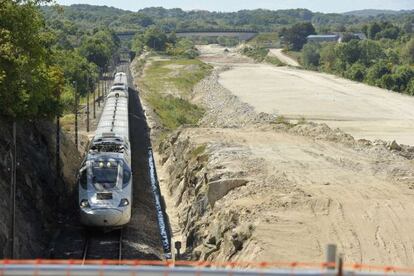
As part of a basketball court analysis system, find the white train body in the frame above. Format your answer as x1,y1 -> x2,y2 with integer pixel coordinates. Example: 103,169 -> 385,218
112,72 -> 128,92
78,71 -> 132,228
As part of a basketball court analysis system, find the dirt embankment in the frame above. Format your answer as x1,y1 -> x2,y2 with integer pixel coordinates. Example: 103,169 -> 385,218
0,118 -> 80,258
144,45 -> 414,267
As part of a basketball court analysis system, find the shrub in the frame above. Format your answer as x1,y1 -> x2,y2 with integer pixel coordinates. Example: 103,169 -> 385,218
301,43 -> 321,69
365,60 -> 392,85
319,43 -> 336,72
345,62 -> 366,82
241,46 -> 269,62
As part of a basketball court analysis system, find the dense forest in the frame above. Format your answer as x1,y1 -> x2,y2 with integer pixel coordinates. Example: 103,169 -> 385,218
41,4 -> 414,33
1,1 -> 413,119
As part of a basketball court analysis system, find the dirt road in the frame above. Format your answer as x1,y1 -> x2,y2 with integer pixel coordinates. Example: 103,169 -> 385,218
268,49 -> 300,67
150,45 -> 414,266
198,45 -> 414,145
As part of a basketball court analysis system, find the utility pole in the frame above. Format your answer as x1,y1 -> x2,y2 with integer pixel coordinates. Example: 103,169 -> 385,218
104,68 -> 107,97
93,76 -> 96,119
56,87 -> 61,177
86,76 -> 90,133
73,81 -> 78,149
98,69 -> 101,108
9,120 -> 16,259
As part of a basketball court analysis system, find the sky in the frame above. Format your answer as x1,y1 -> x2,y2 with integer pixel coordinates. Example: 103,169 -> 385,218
55,0 -> 414,13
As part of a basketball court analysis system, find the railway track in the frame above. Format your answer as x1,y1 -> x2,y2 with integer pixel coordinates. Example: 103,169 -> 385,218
82,229 -> 123,263
50,61 -> 168,260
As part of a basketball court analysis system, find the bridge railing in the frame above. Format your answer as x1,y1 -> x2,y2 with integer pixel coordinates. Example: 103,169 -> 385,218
1,259 -> 414,276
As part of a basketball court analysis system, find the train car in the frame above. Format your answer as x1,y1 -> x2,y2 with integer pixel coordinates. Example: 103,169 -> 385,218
78,72 -> 132,228
111,72 -> 128,93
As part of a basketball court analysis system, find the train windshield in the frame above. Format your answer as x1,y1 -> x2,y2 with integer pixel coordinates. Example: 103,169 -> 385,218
92,161 -> 119,189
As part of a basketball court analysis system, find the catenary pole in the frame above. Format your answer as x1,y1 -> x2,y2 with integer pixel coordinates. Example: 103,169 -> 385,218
73,81 -> 78,149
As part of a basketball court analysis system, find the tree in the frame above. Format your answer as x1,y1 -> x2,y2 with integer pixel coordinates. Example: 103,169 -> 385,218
320,43 -> 336,72
336,40 -> 361,65
407,79 -> 414,95
0,0 -> 61,118
379,74 -> 395,90
345,62 -> 366,82
392,65 -> 414,92
375,26 -> 400,40
403,22 -> 413,34
301,43 -> 321,69
143,26 -> 168,51
365,60 -> 391,85
53,50 -> 98,96
358,40 -> 385,66
368,22 -> 382,39
403,37 -> 414,64
282,22 -> 316,51
78,30 -> 117,69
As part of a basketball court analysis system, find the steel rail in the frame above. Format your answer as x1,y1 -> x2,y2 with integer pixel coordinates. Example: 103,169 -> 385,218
81,236 -> 89,265
118,229 -> 123,263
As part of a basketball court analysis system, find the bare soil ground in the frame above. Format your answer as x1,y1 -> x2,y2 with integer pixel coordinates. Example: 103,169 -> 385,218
153,45 -> 414,266
198,45 -> 414,146
174,126 -> 414,265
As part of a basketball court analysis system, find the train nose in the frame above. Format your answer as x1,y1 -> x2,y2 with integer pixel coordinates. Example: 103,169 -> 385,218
81,208 -> 123,226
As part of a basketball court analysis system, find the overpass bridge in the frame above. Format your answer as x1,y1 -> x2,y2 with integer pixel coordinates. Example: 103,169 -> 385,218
116,30 -> 258,41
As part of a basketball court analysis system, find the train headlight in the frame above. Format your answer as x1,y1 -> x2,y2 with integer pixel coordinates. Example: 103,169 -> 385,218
119,198 -> 129,207
80,199 -> 90,208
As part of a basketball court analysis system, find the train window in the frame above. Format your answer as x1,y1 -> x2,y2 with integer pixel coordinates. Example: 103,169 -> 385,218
79,169 -> 87,190
92,161 -> 119,189
123,167 -> 131,187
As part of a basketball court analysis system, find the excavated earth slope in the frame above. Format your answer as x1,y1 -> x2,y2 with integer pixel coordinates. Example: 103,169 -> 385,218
135,47 -> 414,267
0,119 -> 80,258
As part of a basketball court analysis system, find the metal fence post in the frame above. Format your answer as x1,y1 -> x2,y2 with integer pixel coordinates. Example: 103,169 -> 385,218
326,244 -> 337,270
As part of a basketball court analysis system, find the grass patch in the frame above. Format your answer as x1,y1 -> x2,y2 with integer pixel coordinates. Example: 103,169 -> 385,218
190,144 -> 208,162
248,32 -> 280,48
272,115 -> 293,126
241,46 -> 269,62
265,56 -> 284,66
283,50 -> 301,64
141,58 -> 212,130
191,144 -> 206,158
60,113 -> 75,131
147,94 -> 204,129
134,58 -> 146,73
143,58 -> 212,96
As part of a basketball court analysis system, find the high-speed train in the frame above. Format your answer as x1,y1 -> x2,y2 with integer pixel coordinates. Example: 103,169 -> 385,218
78,72 -> 132,228
111,72 -> 128,92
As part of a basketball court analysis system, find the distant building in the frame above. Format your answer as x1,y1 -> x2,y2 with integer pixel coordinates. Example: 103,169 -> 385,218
307,34 -> 340,43
353,32 -> 367,40
307,33 -> 367,44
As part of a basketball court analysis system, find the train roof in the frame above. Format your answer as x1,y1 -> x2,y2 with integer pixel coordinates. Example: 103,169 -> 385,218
95,94 -> 129,141
114,72 -> 127,85
86,151 -> 126,161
